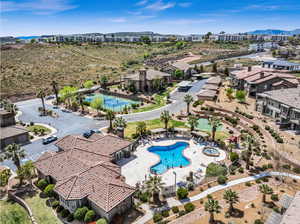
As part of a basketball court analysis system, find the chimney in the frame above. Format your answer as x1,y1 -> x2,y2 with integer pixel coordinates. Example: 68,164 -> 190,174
260,72 -> 264,79
248,66 -> 252,72
139,69 -> 147,81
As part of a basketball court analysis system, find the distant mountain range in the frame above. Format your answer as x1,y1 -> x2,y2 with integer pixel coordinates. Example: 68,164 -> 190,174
247,29 -> 300,35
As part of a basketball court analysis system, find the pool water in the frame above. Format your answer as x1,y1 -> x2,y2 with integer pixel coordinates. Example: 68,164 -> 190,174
85,93 -> 139,112
148,142 -> 190,174
196,118 -> 223,132
203,147 -> 220,156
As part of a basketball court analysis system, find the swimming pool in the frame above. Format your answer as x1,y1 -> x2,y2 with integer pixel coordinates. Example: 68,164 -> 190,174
85,93 -> 139,112
148,142 -> 190,175
203,147 -> 220,157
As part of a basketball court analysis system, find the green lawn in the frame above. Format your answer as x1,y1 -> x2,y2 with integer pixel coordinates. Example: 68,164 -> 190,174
125,118 -> 187,139
0,200 -> 31,224
23,193 -> 61,224
26,124 -> 51,135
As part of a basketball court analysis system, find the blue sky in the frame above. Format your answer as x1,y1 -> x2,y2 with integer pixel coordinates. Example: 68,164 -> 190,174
1,0 -> 300,36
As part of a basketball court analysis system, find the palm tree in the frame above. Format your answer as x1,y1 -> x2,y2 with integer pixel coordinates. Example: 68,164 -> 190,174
0,144 -> 26,170
160,110 -> 171,131
146,175 -> 165,204
205,199 -> 221,223
208,116 -> 222,141
36,88 -> 46,115
76,93 -> 85,114
259,184 -> 273,203
136,121 -> 147,137
0,168 -> 12,188
106,110 -> 115,132
100,75 -> 108,89
223,189 -> 239,214
226,88 -> 234,102
242,150 -> 252,170
17,161 -> 35,187
184,94 -> 194,114
114,117 -> 127,129
188,115 -> 198,132
51,80 -> 59,104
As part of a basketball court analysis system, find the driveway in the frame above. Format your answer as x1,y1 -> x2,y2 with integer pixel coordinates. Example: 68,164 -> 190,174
1,79 -> 207,170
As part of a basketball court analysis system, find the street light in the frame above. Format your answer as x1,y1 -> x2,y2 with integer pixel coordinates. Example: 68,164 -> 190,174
173,171 -> 177,193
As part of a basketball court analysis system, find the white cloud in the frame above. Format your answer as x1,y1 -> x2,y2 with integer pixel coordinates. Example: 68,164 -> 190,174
108,18 -> 127,23
136,0 -> 148,6
178,2 -> 191,8
164,18 -> 215,25
0,0 -> 77,14
145,0 -> 175,11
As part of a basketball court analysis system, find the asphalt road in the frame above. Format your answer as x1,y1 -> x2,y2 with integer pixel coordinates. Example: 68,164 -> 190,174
1,79 -> 207,170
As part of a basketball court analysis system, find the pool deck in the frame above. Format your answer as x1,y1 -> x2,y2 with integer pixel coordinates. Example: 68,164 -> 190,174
118,139 -> 226,187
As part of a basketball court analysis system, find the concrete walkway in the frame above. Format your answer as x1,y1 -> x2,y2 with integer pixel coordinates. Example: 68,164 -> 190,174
133,172 -> 300,224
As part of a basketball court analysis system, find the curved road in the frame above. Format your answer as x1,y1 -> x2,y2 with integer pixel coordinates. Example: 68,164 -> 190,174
1,79 -> 207,169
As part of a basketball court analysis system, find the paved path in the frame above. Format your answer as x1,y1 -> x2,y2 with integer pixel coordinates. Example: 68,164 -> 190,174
133,172 -> 300,224
0,80 -> 207,170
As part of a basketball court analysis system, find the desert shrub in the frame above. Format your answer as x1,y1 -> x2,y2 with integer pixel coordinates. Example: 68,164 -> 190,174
84,210 -> 96,222
206,163 -> 227,177
161,209 -> 169,217
177,187 -> 189,199
255,179 -> 261,184
139,192 -> 150,202
96,218 -> 107,224
282,164 -> 291,170
44,184 -> 55,197
293,167 -> 300,174
184,203 -> 195,213
245,182 -> 252,187
153,213 -> 163,223
171,206 -> 179,213
61,209 -> 70,218
229,152 -> 239,162
188,183 -> 194,191
178,210 -> 186,216
217,175 -> 228,184
254,219 -> 263,224
271,194 -> 279,201
67,213 -> 74,222
74,206 -> 89,221
37,179 -> 48,190
51,200 -> 59,208
56,205 -> 64,213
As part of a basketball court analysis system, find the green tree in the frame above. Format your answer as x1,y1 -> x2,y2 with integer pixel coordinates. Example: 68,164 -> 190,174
212,63 -> 218,73
136,121 -> 147,137
229,152 -> 239,163
205,199 -> 221,223
0,168 -> 11,187
114,117 -> 127,129
235,90 -> 246,103
83,80 -> 94,89
105,110 -> 115,132
184,94 -> 194,114
226,88 -> 234,101
223,189 -> 239,214
141,36 -> 151,44
224,67 -> 229,76
160,110 -> 171,131
175,41 -> 185,49
100,75 -> 108,89
242,150 -> 252,170
51,80 -> 59,105
0,144 -> 26,170
76,93 -> 85,114
188,115 -> 198,132
146,175 -> 165,204
208,116 -> 222,141
90,97 -> 103,115
173,69 -> 184,79
259,184 -> 273,203
200,65 -> 204,73
17,161 -> 35,187
36,88 -> 46,115
59,86 -> 78,109
96,218 -> 107,224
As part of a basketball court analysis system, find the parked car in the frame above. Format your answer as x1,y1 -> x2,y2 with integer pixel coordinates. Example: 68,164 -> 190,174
61,109 -> 71,113
83,129 -> 101,138
42,135 -> 58,144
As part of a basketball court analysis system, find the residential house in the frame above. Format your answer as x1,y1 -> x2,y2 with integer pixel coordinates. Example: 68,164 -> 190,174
230,67 -> 298,96
256,88 -> 300,131
0,110 -> 29,150
197,76 -> 222,101
249,42 -> 278,52
123,69 -> 171,92
262,60 -> 300,71
35,134 -> 135,221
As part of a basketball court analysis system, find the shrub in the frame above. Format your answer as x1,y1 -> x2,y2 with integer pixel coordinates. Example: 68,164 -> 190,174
271,194 -> 279,201
245,182 -> 251,187
74,206 -> 89,221
96,218 -> 108,224
238,167 -> 244,173
293,167 -> 300,174
139,192 -> 149,202
255,179 -> 261,184
61,209 -> 70,218
217,175 -> 228,184
177,187 -> 189,199
67,213 -> 74,222
44,184 -> 55,197
172,206 -> 179,213
153,213 -> 163,223
206,163 -> 227,177
282,164 -> 291,170
51,200 -> 59,208
84,210 -> 96,223
229,152 -> 239,162
188,183 -> 194,191
161,210 -> 169,217
56,205 -> 64,213
184,203 -> 195,213
178,210 -> 186,217
254,219 -> 263,224
37,179 -> 48,190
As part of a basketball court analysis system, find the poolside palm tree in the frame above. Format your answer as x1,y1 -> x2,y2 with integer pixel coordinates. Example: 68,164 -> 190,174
136,121 -> 147,137
184,94 -> 194,114
208,116 -> 222,142
0,144 -> 26,170
146,175 -> 165,204
17,161 -> 35,187
259,184 -> 273,203
76,93 -> 85,114
36,88 -> 46,115
205,199 -> 221,223
223,189 -> 239,214
51,80 -> 59,104
106,110 -> 115,132
160,110 -> 171,131
188,115 -> 198,132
